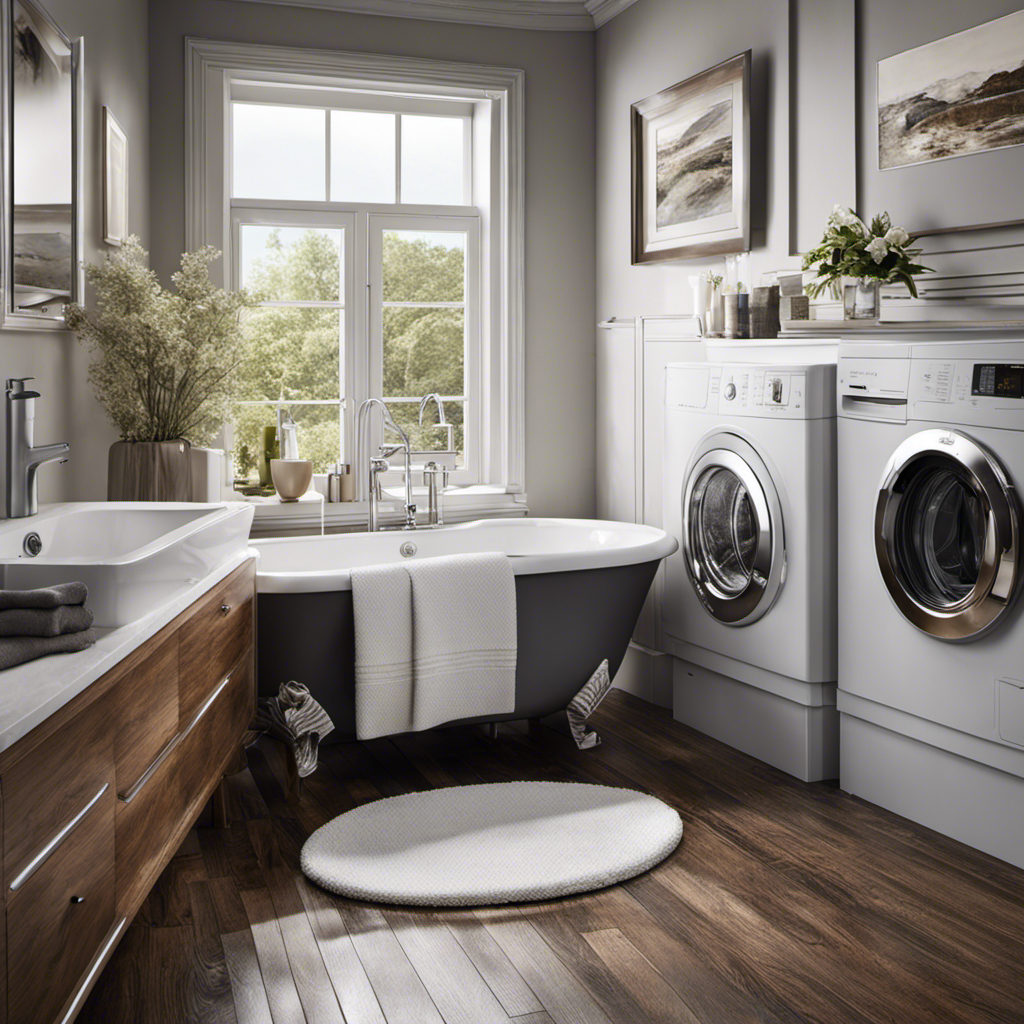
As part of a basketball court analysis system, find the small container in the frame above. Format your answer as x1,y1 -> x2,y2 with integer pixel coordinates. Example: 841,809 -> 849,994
723,293 -> 750,339
327,466 -> 342,503
750,285 -> 780,339
327,463 -> 354,502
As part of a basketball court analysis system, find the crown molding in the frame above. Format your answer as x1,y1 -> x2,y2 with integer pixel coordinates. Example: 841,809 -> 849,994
584,0 -> 639,28
230,0 -> 597,31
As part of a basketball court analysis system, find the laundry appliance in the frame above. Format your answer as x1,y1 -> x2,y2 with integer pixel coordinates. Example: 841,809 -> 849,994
837,338 -> 1024,867
662,361 -> 839,781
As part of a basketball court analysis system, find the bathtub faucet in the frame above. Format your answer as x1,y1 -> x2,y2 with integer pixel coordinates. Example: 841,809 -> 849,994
6,378 -> 69,519
355,398 -> 417,531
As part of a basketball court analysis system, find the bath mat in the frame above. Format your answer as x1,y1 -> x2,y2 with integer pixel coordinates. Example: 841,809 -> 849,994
301,781 -> 683,906
567,659 -> 612,749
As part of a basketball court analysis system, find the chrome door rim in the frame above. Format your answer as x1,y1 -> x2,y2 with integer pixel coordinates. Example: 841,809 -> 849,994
681,435 -> 786,626
875,428 -> 1021,642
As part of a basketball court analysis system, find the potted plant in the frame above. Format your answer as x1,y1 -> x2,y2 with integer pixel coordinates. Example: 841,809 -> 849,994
802,206 -> 931,320
66,237 -> 256,501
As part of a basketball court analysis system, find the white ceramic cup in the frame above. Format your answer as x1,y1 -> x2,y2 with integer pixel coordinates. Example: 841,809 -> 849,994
270,459 -> 313,501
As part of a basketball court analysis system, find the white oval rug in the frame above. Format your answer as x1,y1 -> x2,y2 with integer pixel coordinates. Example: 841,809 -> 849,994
300,781 -> 683,906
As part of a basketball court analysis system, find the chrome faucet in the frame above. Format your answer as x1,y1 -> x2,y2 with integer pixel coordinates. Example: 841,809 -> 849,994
419,393 -> 454,453
418,394 -> 454,527
5,378 -> 69,519
355,398 -> 416,531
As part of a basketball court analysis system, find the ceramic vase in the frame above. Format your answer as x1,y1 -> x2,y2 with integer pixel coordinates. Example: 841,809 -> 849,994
108,440 -> 193,501
844,278 -> 881,320
689,275 -> 710,330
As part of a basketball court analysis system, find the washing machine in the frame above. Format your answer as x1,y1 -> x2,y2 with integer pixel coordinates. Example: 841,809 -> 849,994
662,361 -> 839,781
837,338 -> 1024,867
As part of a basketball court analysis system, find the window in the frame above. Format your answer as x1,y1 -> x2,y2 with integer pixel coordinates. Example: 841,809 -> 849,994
229,90 -> 478,486
186,40 -> 525,506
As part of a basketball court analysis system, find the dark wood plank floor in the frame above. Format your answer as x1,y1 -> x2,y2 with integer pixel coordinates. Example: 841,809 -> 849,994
80,689 -> 1024,1024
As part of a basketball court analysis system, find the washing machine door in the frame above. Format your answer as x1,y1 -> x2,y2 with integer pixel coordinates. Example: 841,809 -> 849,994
875,428 -> 1021,641
682,433 -> 786,626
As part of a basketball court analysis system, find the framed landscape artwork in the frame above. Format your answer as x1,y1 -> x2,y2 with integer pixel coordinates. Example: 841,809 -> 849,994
103,106 -> 128,246
878,9 -> 1024,171
631,51 -> 750,264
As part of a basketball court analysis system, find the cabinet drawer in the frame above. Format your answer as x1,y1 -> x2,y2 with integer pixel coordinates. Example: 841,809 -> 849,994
178,566 -> 254,726
112,634 -> 179,800
3,696 -> 114,894
7,781 -> 115,1024
115,657 -> 252,915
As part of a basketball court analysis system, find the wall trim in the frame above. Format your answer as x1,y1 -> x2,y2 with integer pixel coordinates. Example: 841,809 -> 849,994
584,0 -> 639,28
229,0 -> 595,31
184,37 -> 526,494
225,0 -> 641,30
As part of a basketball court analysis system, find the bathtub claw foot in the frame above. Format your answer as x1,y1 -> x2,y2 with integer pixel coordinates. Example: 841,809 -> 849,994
487,722 -> 499,740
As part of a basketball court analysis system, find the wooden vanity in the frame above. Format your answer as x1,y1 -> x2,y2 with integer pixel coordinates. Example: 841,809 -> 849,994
0,557 -> 256,1024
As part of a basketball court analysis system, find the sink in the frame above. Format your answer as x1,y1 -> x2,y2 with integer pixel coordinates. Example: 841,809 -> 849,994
0,502 -> 255,627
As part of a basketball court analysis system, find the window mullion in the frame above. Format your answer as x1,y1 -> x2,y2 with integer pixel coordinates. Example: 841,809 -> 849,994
394,113 -> 402,204
324,108 -> 331,203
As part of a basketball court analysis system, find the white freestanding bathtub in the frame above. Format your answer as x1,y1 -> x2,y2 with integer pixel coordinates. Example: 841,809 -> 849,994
252,519 -> 677,737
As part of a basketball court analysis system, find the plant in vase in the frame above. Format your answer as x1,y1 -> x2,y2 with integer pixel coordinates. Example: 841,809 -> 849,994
66,237 -> 257,500
802,206 -> 931,320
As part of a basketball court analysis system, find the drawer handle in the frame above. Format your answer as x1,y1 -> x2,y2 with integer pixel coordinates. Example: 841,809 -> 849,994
9,783 -> 109,892
70,895 -> 85,904
118,672 -> 233,805
220,604 -> 230,615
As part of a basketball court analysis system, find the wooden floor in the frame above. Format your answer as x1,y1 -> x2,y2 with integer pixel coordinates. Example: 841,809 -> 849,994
80,689 -> 1024,1024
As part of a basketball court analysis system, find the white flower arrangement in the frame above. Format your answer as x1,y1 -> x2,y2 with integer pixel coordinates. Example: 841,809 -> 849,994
65,237 -> 258,445
802,207 -> 931,299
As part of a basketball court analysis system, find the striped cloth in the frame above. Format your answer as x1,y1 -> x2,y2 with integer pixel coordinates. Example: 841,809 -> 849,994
566,659 -> 612,750
252,681 -> 334,778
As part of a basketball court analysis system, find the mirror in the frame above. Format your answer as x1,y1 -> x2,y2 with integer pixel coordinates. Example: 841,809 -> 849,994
2,0 -> 82,329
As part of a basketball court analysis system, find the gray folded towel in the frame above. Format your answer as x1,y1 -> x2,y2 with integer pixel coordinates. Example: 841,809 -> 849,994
0,604 -> 94,638
252,681 -> 334,778
0,582 -> 89,611
0,629 -> 97,671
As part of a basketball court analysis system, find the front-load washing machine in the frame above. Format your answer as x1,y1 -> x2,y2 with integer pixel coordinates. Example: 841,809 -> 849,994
837,339 -> 1024,867
662,361 -> 839,781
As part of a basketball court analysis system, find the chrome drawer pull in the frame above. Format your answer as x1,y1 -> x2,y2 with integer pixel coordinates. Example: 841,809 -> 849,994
70,895 -> 85,904
9,783 -> 109,892
117,672 -> 233,805
57,917 -> 128,1024
220,604 -> 230,615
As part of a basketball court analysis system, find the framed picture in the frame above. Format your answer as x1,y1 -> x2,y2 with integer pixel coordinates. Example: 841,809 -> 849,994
102,106 -> 127,246
631,51 -> 750,265
877,9 -> 1024,172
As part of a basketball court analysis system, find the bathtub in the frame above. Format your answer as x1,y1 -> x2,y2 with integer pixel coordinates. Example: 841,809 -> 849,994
253,518 -> 677,738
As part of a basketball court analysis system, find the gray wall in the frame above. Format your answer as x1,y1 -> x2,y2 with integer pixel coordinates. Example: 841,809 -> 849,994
148,0 -> 597,519
0,0 -> 150,504
595,0 -> 793,321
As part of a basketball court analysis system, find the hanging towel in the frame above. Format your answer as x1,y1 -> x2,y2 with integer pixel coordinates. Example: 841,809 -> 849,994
0,582 -> 89,611
252,681 -> 335,778
566,659 -> 612,749
0,629 -> 97,671
351,552 -> 517,740
0,604 -> 94,638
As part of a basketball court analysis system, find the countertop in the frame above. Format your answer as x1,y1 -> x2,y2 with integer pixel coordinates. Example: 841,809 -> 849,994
0,549 -> 258,756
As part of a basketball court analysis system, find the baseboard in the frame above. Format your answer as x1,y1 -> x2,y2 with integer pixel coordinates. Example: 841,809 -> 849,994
673,658 -> 839,782
612,642 -> 673,709
841,713 -> 1024,870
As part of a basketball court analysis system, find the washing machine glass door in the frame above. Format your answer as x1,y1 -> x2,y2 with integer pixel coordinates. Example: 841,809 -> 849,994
682,435 -> 785,625
876,428 -> 1021,641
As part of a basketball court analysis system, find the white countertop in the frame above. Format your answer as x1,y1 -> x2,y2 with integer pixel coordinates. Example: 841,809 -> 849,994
0,549 -> 258,756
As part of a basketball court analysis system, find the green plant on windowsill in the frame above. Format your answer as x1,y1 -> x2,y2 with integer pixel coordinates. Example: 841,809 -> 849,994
802,206 -> 931,299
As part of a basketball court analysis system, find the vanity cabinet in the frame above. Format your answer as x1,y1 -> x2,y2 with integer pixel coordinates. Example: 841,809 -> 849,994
0,558 -> 257,1024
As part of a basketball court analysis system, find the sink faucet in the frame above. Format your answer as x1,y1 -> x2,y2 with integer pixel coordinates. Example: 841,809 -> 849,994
6,378 -> 69,519
355,398 -> 416,531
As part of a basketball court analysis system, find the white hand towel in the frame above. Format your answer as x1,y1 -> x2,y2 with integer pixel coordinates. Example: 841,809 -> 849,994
351,561 -> 414,740
406,552 -> 517,734
350,552 -> 517,740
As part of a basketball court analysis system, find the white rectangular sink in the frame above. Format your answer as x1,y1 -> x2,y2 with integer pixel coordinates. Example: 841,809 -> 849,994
0,502 -> 255,627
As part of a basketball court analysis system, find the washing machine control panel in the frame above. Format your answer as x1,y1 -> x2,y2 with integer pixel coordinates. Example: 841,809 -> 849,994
716,368 -> 804,415
666,363 -> 833,418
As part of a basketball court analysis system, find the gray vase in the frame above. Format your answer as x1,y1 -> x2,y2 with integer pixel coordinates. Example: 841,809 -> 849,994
750,285 -> 780,339
108,440 -> 193,501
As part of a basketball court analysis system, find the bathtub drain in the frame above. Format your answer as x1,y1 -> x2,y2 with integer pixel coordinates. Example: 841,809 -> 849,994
400,542 -> 417,558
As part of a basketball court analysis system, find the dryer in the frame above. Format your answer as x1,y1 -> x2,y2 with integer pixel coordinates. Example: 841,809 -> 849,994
662,361 -> 839,781
837,339 -> 1024,868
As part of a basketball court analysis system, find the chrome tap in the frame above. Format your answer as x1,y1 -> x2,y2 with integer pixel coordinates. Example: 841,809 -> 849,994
418,393 -> 454,453
355,398 -> 416,531
5,378 -> 69,519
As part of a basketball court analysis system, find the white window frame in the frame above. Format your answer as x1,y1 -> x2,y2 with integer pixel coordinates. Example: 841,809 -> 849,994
185,38 -> 526,510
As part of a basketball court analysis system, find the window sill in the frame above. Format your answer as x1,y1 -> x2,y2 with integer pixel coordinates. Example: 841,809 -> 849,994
240,485 -> 528,536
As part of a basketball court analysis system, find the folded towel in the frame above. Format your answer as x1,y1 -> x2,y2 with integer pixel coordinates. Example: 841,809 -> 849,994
0,629 -> 97,671
0,604 -> 94,638
252,681 -> 334,778
0,582 -> 89,611
566,659 -> 612,750
351,552 -> 517,741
